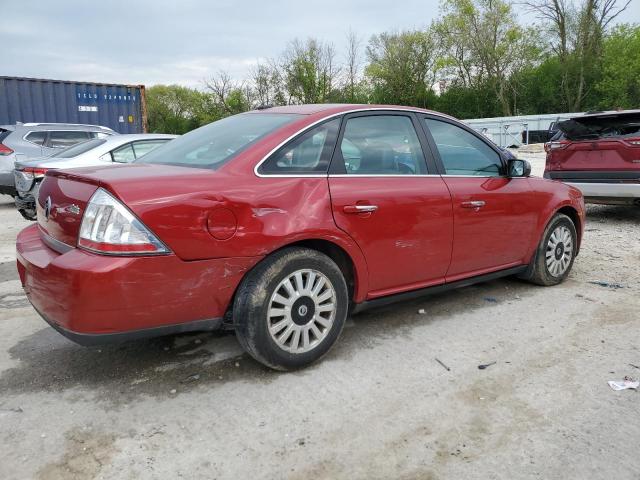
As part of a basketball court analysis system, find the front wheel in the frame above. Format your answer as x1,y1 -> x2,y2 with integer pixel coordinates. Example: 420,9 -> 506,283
233,247 -> 349,370
522,213 -> 577,286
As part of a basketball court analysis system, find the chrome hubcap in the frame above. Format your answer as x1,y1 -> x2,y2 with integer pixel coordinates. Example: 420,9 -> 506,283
267,269 -> 337,354
546,225 -> 573,277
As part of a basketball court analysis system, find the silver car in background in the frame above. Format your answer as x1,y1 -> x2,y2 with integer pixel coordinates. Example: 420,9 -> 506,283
14,133 -> 177,219
0,123 -> 115,196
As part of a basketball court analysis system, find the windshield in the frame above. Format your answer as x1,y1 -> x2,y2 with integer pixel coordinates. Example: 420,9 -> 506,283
136,113 -> 302,169
50,139 -> 106,158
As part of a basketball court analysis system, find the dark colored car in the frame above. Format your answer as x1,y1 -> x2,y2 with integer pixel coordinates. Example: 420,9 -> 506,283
544,110 -> 640,205
16,104 -> 585,370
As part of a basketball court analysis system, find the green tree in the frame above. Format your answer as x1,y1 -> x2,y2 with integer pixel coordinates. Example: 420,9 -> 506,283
365,30 -> 438,108
524,0 -> 631,111
435,0 -> 540,116
146,85 -> 219,134
280,38 -> 339,104
594,24 -> 640,109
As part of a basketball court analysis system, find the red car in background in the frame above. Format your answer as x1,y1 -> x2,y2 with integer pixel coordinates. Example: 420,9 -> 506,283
16,104 -> 585,370
544,110 -> 640,205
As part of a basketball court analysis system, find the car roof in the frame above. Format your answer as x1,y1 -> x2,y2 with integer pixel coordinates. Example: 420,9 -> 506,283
249,103 -> 455,120
11,123 -> 115,132
94,134 -> 177,147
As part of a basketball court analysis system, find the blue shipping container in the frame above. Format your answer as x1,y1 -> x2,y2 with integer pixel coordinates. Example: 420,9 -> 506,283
0,76 -> 147,133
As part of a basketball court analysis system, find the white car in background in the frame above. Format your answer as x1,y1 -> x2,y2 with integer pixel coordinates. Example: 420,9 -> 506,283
14,133 -> 177,220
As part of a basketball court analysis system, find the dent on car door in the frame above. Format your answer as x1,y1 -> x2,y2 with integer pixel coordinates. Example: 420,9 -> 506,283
422,117 -> 536,280
328,113 -> 453,297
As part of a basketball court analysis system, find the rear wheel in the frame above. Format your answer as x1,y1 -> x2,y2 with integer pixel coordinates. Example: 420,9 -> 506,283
233,247 -> 348,370
522,213 -> 577,286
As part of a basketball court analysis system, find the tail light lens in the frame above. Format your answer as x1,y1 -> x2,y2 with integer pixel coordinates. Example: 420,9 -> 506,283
21,167 -> 48,178
544,141 -> 569,152
0,143 -> 14,156
78,188 -> 169,255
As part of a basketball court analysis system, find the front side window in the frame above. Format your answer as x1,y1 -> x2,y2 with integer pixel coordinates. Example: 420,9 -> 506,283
111,143 -> 136,163
337,115 -> 426,175
424,118 -> 502,176
259,119 -> 340,175
137,113 -> 302,170
25,131 -> 47,146
48,131 -> 91,148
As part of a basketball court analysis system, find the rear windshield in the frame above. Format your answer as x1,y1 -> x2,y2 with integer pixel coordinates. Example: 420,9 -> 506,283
49,138 -> 106,158
136,113 -> 302,170
557,114 -> 640,141
0,129 -> 10,142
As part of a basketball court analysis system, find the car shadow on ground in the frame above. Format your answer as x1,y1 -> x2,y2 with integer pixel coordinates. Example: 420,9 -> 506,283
586,204 -> 640,223
0,276 -> 537,406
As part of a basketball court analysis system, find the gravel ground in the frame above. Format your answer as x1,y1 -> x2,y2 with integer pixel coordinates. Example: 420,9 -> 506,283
1,151 -> 639,480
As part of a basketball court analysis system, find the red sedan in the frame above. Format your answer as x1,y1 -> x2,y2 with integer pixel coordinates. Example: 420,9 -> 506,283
16,104 -> 585,370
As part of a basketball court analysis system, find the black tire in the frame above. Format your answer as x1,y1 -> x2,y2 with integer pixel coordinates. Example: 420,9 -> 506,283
233,247 -> 349,371
18,208 -> 37,221
521,213 -> 577,286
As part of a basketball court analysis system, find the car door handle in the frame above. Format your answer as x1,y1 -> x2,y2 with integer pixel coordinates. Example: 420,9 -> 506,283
461,200 -> 486,209
343,205 -> 378,214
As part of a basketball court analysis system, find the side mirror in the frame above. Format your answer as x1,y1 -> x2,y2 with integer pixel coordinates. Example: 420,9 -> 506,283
508,158 -> 531,178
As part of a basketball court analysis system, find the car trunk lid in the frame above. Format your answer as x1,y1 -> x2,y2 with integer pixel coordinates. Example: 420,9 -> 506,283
36,163 -> 227,256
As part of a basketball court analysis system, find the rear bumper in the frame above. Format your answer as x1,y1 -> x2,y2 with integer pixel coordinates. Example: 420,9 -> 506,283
544,170 -> 640,202
16,224 -> 261,342
566,182 -> 640,199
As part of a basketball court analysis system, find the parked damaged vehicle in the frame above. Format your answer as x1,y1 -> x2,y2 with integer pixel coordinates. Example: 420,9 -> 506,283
16,104 -> 585,370
544,110 -> 640,205
14,134 -> 176,220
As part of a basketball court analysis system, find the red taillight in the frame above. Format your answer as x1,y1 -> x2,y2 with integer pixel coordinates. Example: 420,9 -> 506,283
0,143 -> 13,156
544,141 -> 570,152
22,167 -> 48,177
78,238 -> 160,253
78,188 -> 169,256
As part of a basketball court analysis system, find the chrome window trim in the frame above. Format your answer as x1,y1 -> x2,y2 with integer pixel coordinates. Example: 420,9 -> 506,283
328,174 -> 442,178
254,107 -> 453,178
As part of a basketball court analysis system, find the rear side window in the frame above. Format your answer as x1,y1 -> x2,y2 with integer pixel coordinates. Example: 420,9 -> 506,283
111,143 -> 136,163
48,131 -> 90,148
25,131 -> 47,145
424,119 -> 502,176
337,115 -> 426,175
259,119 -> 340,175
132,140 -> 169,158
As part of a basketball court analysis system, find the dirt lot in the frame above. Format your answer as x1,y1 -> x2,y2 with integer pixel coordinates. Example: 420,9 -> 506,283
1,153 -> 639,480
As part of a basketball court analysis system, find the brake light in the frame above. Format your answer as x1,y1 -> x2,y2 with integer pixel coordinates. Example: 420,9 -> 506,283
0,143 -> 13,156
544,141 -> 569,152
22,167 -> 48,178
78,188 -> 169,255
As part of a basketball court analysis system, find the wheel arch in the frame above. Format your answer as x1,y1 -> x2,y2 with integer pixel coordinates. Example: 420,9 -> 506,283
555,205 -> 583,254
223,236 -> 368,325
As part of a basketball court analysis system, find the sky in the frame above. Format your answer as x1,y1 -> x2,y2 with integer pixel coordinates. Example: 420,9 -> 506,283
2,0 -> 640,88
